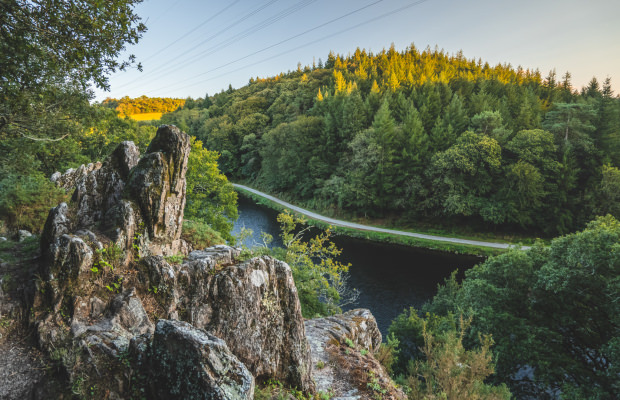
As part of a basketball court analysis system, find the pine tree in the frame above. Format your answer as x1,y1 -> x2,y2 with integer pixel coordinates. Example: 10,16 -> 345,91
443,93 -> 469,135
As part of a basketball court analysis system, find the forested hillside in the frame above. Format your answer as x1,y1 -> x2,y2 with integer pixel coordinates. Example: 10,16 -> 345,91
102,95 -> 186,116
164,44 -> 620,236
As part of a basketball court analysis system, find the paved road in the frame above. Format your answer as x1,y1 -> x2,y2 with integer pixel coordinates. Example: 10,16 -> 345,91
233,184 -> 531,250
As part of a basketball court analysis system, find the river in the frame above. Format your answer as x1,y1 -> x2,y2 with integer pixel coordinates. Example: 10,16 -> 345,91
232,195 -> 482,336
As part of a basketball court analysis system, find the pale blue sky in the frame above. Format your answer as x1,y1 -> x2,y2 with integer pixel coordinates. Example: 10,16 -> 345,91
95,0 -> 620,101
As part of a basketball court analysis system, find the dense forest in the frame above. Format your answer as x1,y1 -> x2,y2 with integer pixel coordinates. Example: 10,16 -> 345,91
101,95 -> 186,116
163,45 -> 620,236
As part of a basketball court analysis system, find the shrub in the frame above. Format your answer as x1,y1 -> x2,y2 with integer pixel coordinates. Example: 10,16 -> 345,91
0,173 -> 67,233
181,220 -> 225,249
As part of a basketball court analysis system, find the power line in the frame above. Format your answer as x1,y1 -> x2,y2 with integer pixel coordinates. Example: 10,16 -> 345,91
141,0 -> 384,93
125,0 -> 318,89
114,0 -> 280,90
140,0 -> 242,64
142,0 -> 184,27
145,0 -> 432,96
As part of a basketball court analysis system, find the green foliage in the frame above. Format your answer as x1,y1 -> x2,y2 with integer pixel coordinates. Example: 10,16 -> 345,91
185,137 -> 238,242
405,315 -> 511,400
165,43 -> 620,237
163,254 -> 185,265
276,211 -> 354,318
0,173 -> 67,233
366,370 -> 388,399
181,219 -> 226,250
425,215 -> 620,398
79,107 -> 157,160
1,0 -> 146,140
594,164 -> 620,219
429,131 -> 504,224
93,244 -> 124,273
253,378 -> 321,400
101,95 -> 186,116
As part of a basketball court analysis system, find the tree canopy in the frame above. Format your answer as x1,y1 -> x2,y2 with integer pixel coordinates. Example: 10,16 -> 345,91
163,44 -> 620,236
422,215 -> 620,398
0,0 -> 146,140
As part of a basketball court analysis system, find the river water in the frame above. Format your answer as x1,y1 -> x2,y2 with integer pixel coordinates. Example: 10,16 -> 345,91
232,195 -> 481,336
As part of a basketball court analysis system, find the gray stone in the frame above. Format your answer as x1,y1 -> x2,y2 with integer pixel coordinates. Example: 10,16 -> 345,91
17,230 -> 32,242
50,162 -> 102,192
125,125 -> 190,256
32,125 -> 321,397
150,319 -> 254,400
305,308 -> 382,353
140,251 -> 315,392
305,309 -> 404,399
73,142 -> 139,230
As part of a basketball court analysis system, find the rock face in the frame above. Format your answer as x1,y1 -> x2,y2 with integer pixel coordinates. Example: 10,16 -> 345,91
51,162 -> 102,192
151,319 -> 254,400
72,141 -> 139,230
33,125 -> 315,398
140,250 -> 314,391
305,309 -> 405,400
124,127 -> 190,256
17,230 -> 32,242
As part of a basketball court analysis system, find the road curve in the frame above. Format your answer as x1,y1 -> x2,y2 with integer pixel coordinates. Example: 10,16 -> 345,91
233,184 -> 531,250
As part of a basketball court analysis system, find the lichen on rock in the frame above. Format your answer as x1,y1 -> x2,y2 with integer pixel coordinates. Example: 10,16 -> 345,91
150,319 -> 254,400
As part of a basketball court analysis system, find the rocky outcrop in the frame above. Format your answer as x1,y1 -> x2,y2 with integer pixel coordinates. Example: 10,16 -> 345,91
17,230 -> 32,242
51,162 -> 102,192
123,127 -> 190,256
72,142 -> 139,230
150,319 -> 254,400
139,250 -> 314,391
33,125 -> 315,398
306,309 -> 405,399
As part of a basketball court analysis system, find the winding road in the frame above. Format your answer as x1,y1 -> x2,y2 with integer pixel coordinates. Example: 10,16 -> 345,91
233,184 -> 531,250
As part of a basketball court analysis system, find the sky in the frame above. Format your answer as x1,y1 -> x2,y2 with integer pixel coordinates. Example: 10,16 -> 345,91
94,0 -> 620,101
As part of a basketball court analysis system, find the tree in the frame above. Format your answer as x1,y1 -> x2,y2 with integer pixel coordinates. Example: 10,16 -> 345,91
429,131 -> 504,224
427,216 -> 620,398
596,78 -> 620,165
274,211 -> 354,317
185,137 -> 238,242
406,315 -> 511,400
259,116 -> 323,197
503,129 -> 560,228
593,164 -> 620,219
1,0 -> 146,140
443,93 -> 469,136
0,173 -> 67,232
542,102 -> 596,146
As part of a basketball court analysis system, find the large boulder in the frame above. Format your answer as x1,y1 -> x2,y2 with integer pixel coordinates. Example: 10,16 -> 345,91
139,248 -> 315,392
150,319 -> 254,400
73,142 -> 139,230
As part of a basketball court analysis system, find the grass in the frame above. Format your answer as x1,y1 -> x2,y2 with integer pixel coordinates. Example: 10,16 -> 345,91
127,112 -> 163,121
233,186 -> 531,257
0,236 -> 39,264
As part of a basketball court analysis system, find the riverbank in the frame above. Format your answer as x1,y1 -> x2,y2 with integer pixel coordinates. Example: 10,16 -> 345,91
233,184 -> 534,257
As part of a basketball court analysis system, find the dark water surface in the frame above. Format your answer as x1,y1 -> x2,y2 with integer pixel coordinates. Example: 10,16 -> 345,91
232,195 -> 482,335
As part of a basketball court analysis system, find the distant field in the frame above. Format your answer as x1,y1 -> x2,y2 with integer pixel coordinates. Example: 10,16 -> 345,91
128,112 -> 163,121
